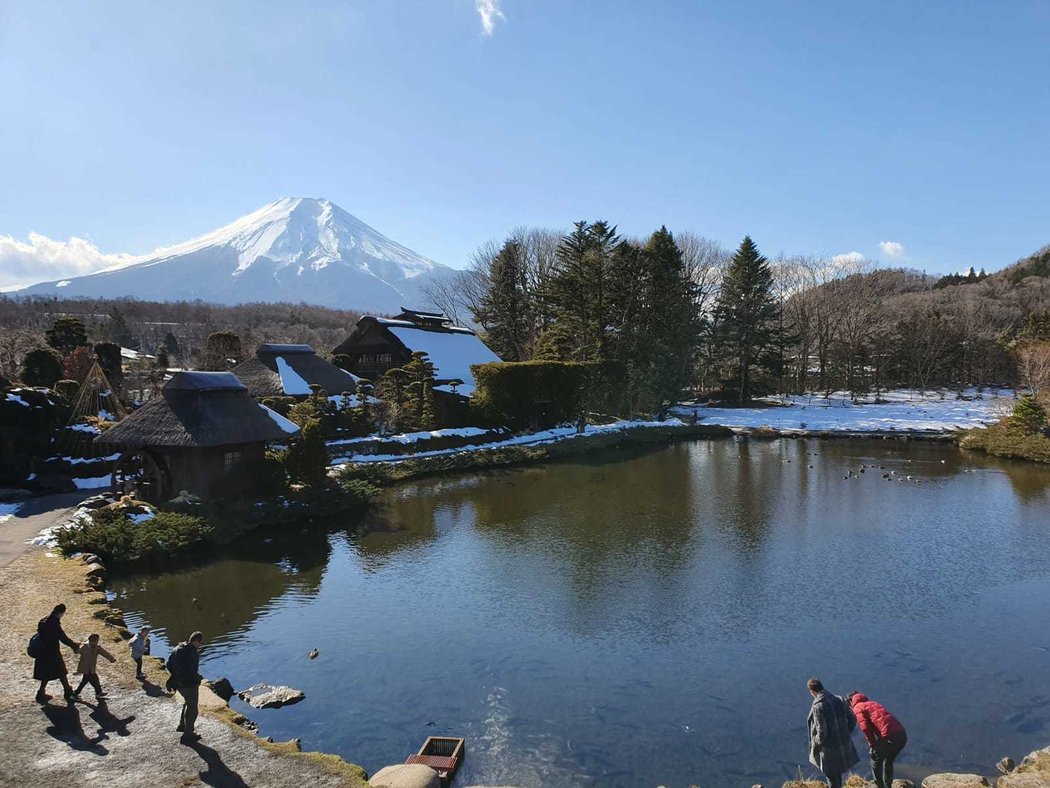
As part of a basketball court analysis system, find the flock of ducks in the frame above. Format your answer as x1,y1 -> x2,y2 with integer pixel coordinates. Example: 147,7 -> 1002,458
783,452 -> 949,484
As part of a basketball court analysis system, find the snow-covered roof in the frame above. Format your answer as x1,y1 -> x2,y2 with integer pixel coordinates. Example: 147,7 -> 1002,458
386,326 -> 501,395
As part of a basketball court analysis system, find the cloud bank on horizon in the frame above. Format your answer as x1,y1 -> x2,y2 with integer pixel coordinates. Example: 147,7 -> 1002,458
0,233 -> 134,292
475,0 -> 505,35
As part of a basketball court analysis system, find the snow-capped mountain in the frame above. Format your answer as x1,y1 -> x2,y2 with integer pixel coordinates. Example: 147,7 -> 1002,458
21,198 -> 455,312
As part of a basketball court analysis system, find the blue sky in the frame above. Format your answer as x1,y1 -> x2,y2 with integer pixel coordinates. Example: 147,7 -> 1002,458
0,0 -> 1048,287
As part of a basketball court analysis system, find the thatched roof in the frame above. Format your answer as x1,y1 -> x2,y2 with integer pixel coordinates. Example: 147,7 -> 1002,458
97,371 -> 299,449
231,344 -> 358,398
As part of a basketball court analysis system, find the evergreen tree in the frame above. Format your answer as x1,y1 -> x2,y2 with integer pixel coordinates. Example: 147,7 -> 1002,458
200,331 -> 243,370
94,342 -> 123,390
156,348 -> 170,369
401,351 -> 438,431
542,221 -> 623,362
712,236 -> 780,402
1010,395 -> 1047,434
45,318 -> 88,354
107,306 -> 138,349
162,332 -> 181,361
282,418 -> 330,487
21,348 -> 64,388
474,239 -> 532,360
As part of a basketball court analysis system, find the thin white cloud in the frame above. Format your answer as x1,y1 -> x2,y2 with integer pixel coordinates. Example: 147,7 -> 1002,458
832,251 -> 865,267
879,240 -> 905,258
475,0 -> 505,35
0,232 -> 135,291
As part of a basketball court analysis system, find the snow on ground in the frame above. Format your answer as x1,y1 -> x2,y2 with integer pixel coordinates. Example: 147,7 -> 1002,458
671,388 -> 1014,433
73,475 -> 114,490
275,355 -> 312,395
330,419 -> 685,465
327,426 -> 495,449
0,502 -> 22,523
30,507 -> 92,547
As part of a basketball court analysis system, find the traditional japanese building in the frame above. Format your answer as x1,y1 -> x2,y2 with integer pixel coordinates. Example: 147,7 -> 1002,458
95,371 -> 298,502
231,343 -> 358,399
332,308 -> 501,395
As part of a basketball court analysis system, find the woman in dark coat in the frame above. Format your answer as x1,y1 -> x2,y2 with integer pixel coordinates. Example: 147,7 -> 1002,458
34,603 -> 79,703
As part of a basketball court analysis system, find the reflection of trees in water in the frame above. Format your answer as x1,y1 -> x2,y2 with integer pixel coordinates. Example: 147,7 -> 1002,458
112,526 -> 332,646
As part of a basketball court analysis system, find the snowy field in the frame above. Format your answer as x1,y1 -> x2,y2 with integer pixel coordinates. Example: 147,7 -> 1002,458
330,419 -> 685,466
672,388 -> 1014,433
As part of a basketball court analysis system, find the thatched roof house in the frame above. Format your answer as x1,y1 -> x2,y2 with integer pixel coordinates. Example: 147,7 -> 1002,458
96,371 -> 298,502
332,308 -> 500,396
231,344 -> 358,399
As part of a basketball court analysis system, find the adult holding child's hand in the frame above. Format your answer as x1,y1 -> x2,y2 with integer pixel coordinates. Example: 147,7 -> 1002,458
31,603 -> 79,703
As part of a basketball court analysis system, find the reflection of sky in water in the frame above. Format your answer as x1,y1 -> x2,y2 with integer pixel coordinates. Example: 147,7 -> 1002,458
111,440 -> 1050,787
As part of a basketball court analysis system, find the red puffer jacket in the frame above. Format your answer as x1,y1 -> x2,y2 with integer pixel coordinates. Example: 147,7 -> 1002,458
849,693 -> 906,747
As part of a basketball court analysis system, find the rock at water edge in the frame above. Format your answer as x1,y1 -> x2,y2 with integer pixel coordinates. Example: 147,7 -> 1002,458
369,763 -> 441,788
920,775 -> 989,788
237,684 -> 305,709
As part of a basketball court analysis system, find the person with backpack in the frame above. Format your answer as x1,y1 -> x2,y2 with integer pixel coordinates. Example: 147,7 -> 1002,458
807,677 -> 860,788
848,691 -> 908,788
31,603 -> 80,704
167,631 -> 204,743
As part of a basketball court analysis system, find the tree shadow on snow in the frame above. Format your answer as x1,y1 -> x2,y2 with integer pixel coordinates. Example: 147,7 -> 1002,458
186,740 -> 249,788
41,702 -> 108,755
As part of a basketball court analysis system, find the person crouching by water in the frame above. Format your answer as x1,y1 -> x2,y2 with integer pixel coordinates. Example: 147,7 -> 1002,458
848,691 -> 907,788
33,603 -> 80,703
72,633 -> 116,701
129,627 -> 151,680
167,631 -> 204,744
807,677 -> 859,788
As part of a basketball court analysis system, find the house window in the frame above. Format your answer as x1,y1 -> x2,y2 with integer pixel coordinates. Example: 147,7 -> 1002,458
223,450 -> 242,469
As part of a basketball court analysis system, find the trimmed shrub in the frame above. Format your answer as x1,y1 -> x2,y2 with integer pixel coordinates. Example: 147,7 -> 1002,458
282,418 -> 330,487
55,508 -> 212,564
20,348 -> 64,388
470,360 -> 627,430
54,379 -> 80,400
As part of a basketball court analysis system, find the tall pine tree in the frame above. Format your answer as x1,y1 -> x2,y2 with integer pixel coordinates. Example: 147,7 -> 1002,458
712,236 -> 779,402
474,239 -> 532,361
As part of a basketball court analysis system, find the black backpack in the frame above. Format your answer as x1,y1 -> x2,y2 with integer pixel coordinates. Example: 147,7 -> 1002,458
166,643 -> 186,688
27,633 -> 42,659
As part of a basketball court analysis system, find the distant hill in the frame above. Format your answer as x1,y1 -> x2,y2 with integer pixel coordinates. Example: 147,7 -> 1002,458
19,197 -> 457,313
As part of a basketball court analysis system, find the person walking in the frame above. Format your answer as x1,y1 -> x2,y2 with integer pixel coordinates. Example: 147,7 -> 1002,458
848,691 -> 908,788
33,604 -> 80,703
167,631 -> 204,743
72,633 -> 116,701
807,677 -> 860,788
129,627 -> 151,679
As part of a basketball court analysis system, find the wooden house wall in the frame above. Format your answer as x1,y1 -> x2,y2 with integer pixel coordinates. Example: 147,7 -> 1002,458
333,322 -> 411,382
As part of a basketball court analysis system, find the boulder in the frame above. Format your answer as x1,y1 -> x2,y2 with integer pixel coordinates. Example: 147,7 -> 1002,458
207,677 -> 235,702
369,763 -> 441,788
920,776 -> 989,788
999,758 -> 1017,774
893,781 -> 916,788
996,776 -> 1050,787
237,684 -> 305,709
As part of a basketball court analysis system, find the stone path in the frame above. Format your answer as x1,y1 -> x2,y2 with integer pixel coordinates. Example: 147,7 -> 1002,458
0,492 -> 84,568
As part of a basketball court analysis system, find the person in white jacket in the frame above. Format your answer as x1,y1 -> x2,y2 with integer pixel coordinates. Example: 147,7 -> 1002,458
129,627 -> 151,680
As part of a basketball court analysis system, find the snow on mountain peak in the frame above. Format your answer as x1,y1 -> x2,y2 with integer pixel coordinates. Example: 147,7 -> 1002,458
19,198 -> 455,312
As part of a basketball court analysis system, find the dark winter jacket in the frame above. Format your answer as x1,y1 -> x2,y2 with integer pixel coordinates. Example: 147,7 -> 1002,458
850,693 -> 906,748
808,690 -> 860,776
33,614 -> 79,682
169,642 -> 202,688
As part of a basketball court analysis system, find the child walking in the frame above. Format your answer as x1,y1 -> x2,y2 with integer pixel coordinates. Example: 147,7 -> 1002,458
72,633 -> 116,700
130,627 -> 151,679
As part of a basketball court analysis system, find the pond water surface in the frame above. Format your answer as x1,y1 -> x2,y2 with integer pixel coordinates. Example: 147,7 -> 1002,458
111,439 -> 1050,787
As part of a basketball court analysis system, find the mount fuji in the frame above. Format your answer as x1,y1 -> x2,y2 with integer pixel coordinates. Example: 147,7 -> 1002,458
20,198 -> 456,312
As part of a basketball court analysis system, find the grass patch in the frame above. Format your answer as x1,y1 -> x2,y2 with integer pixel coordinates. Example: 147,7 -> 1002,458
960,421 -> 1050,464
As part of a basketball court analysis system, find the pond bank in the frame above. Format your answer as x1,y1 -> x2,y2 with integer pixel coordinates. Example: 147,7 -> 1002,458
0,551 -> 368,787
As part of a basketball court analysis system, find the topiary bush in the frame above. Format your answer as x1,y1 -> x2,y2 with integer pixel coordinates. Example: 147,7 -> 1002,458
55,508 -> 212,564
281,418 -> 331,486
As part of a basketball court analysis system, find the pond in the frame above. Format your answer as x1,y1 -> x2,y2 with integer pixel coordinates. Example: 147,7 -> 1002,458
110,438 -> 1050,787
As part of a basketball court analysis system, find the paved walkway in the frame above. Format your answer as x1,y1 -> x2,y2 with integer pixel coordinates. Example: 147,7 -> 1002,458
0,493 -> 86,568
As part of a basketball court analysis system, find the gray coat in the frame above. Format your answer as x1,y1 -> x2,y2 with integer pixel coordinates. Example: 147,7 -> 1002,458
808,691 -> 860,776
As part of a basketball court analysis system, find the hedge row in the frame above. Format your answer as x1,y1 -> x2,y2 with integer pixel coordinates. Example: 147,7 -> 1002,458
469,360 -> 626,430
